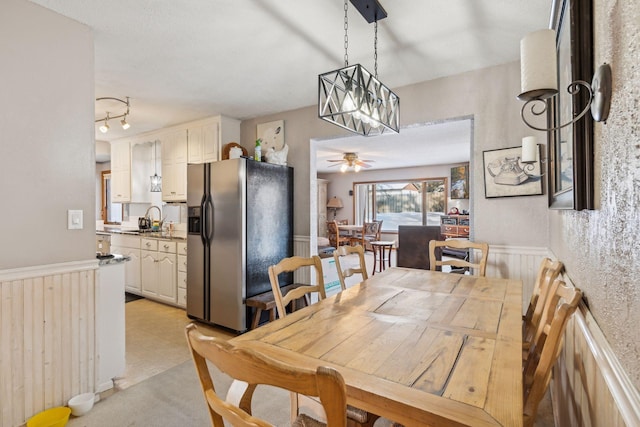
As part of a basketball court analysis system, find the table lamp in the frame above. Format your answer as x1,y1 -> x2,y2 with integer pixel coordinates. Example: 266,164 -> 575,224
326,196 -> 343,220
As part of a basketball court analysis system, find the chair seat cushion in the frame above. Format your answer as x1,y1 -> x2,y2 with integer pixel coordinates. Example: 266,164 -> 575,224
346,404 -> 369,423
292,413 -> 326,427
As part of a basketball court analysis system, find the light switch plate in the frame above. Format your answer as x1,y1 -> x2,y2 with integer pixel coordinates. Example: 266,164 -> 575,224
68,209 -> 83,230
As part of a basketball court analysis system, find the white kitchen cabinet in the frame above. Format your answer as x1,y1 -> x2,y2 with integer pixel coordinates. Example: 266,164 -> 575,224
177,241 -> 187,308
110,141 -> 131,202
111,234 -> 141,294
141,238 -> 177,304
129,140 -> 154,203
187,115 -> 240,164
161,129 -> 188,202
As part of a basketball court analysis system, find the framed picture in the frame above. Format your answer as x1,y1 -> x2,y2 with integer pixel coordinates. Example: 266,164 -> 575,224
257,120 -> 285,155
450,165 -> 469,199
483,146 -> 543,198
547,0 -> 594,209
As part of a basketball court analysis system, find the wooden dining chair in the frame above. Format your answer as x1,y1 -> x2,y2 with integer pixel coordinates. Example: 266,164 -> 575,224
522,278 -> 582,427
333,244 -> 368,291
428,239 -> 489,276
268,255 -> 326,319
522,258 -> 564,357
185,323 -> 347,427
327,220 -> 350,248
270,255 -> 379,427
351,221 -> 380,250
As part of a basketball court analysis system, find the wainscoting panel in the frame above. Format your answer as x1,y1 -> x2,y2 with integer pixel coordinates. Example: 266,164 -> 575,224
484,245 -> 549,313
293,235 -> 311,284
551,297 -> 640,427
0,261 -> 98,427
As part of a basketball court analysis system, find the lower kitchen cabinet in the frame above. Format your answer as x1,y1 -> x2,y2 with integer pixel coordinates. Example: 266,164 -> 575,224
110,234 -> 141,293
177,241 -> 187,308
141,238 -> 177,304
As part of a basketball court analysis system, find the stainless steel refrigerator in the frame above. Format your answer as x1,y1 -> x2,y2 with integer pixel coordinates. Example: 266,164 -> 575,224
186,158 -> 293,332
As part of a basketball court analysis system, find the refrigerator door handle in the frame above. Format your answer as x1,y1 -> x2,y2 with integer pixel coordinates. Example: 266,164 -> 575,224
205,194 -> 215,244
199,194 -> 207,246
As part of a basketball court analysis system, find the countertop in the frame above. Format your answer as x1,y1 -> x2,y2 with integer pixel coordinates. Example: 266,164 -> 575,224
98,227 -> 187,241
97,253 -> 131,266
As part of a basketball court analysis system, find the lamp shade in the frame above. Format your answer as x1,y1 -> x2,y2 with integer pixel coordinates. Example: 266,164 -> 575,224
519,29 -> 558,101
326,196 -> 343,209
521,136 -> 538,163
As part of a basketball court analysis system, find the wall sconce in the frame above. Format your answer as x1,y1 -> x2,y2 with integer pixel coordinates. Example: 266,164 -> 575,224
326,196 -> 343,220
520,135 -> 544,178
518,29 -> 612,131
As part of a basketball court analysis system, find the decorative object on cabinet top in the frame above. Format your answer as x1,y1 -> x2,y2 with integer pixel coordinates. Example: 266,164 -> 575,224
222,142 -> 247,160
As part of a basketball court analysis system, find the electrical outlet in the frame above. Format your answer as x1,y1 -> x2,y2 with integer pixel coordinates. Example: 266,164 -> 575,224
68,209 -> 83,230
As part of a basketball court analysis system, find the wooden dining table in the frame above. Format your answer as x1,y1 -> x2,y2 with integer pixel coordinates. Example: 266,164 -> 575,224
231,267 -> 523,426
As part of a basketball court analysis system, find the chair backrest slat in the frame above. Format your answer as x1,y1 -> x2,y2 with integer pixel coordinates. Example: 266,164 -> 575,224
522,279 -> 582,427
268,255 -> 326,319
333,245 -> 368,290
428,239 -> 489,276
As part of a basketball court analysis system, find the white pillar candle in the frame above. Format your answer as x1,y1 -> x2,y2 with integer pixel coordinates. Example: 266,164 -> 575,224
520,29 -> 558,99
522,136 -> 538,163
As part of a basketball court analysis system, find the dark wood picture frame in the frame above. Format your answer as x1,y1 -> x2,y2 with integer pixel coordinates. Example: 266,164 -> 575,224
547,0 -> 594,210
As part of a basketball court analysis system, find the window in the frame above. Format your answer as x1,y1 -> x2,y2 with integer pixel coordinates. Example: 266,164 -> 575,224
101,170 -> 123,224
353,178 -> 447,232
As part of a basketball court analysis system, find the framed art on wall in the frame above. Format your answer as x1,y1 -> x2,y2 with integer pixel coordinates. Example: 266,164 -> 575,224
546,0 -> 594,209
450,165 -> 469,199
483,146 -> 543,198
257,120 -> 285,154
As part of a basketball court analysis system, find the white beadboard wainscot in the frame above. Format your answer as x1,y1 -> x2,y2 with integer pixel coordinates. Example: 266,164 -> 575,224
483,244 -> 549,314
551,275 -> 640,427
0,260 -> 98,427
293,235 -> 311,284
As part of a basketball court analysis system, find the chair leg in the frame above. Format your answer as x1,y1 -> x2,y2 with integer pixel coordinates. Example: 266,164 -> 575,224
251,308 -> 262,330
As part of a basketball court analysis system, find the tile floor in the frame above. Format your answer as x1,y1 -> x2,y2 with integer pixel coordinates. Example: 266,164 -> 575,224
117,253 -> 555,426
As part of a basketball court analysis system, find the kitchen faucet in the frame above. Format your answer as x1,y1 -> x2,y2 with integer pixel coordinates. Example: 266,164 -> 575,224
144,205 -> 163,228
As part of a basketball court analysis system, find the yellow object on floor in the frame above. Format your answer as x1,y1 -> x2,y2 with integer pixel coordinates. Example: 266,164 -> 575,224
27,407 -> 71,427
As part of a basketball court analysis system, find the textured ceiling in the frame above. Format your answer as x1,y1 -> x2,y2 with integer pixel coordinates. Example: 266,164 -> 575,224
28,0 -> 551,168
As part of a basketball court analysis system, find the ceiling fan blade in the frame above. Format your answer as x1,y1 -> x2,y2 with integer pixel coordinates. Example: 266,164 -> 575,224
355,160 -> 372,168
327,163 -> 343,167
326,159 -> 344,162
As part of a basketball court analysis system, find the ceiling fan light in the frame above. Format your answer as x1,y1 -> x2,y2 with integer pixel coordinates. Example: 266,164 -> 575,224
355,164 -> 362,172
340,164 -> 348,173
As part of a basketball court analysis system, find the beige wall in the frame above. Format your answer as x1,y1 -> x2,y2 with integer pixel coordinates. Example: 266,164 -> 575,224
549,0 -> 640,388
0,0 -> 95,269
240,61 -> 549,246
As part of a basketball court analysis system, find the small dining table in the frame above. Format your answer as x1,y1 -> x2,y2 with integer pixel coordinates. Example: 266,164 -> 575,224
231,267 -> 523,426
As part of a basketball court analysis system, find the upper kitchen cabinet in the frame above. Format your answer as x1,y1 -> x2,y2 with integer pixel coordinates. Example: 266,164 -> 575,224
111,141 -> 131,203
161,128 -> 188,202
187,115 -> 240,164
130,140 -> 154,203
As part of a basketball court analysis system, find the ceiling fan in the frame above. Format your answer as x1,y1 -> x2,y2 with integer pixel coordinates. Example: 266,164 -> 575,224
327,152 -> 374,172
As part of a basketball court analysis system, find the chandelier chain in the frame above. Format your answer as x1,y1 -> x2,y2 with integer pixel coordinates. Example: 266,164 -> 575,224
374,20 -> 378,78
344,0 -> 349,67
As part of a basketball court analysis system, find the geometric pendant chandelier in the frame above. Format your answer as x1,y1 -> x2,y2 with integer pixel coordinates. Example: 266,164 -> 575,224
318,0 -> 399,136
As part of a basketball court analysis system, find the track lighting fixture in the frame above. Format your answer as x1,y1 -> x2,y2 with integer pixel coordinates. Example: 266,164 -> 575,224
95,96 -> 131,133
120,116 -> 130,130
